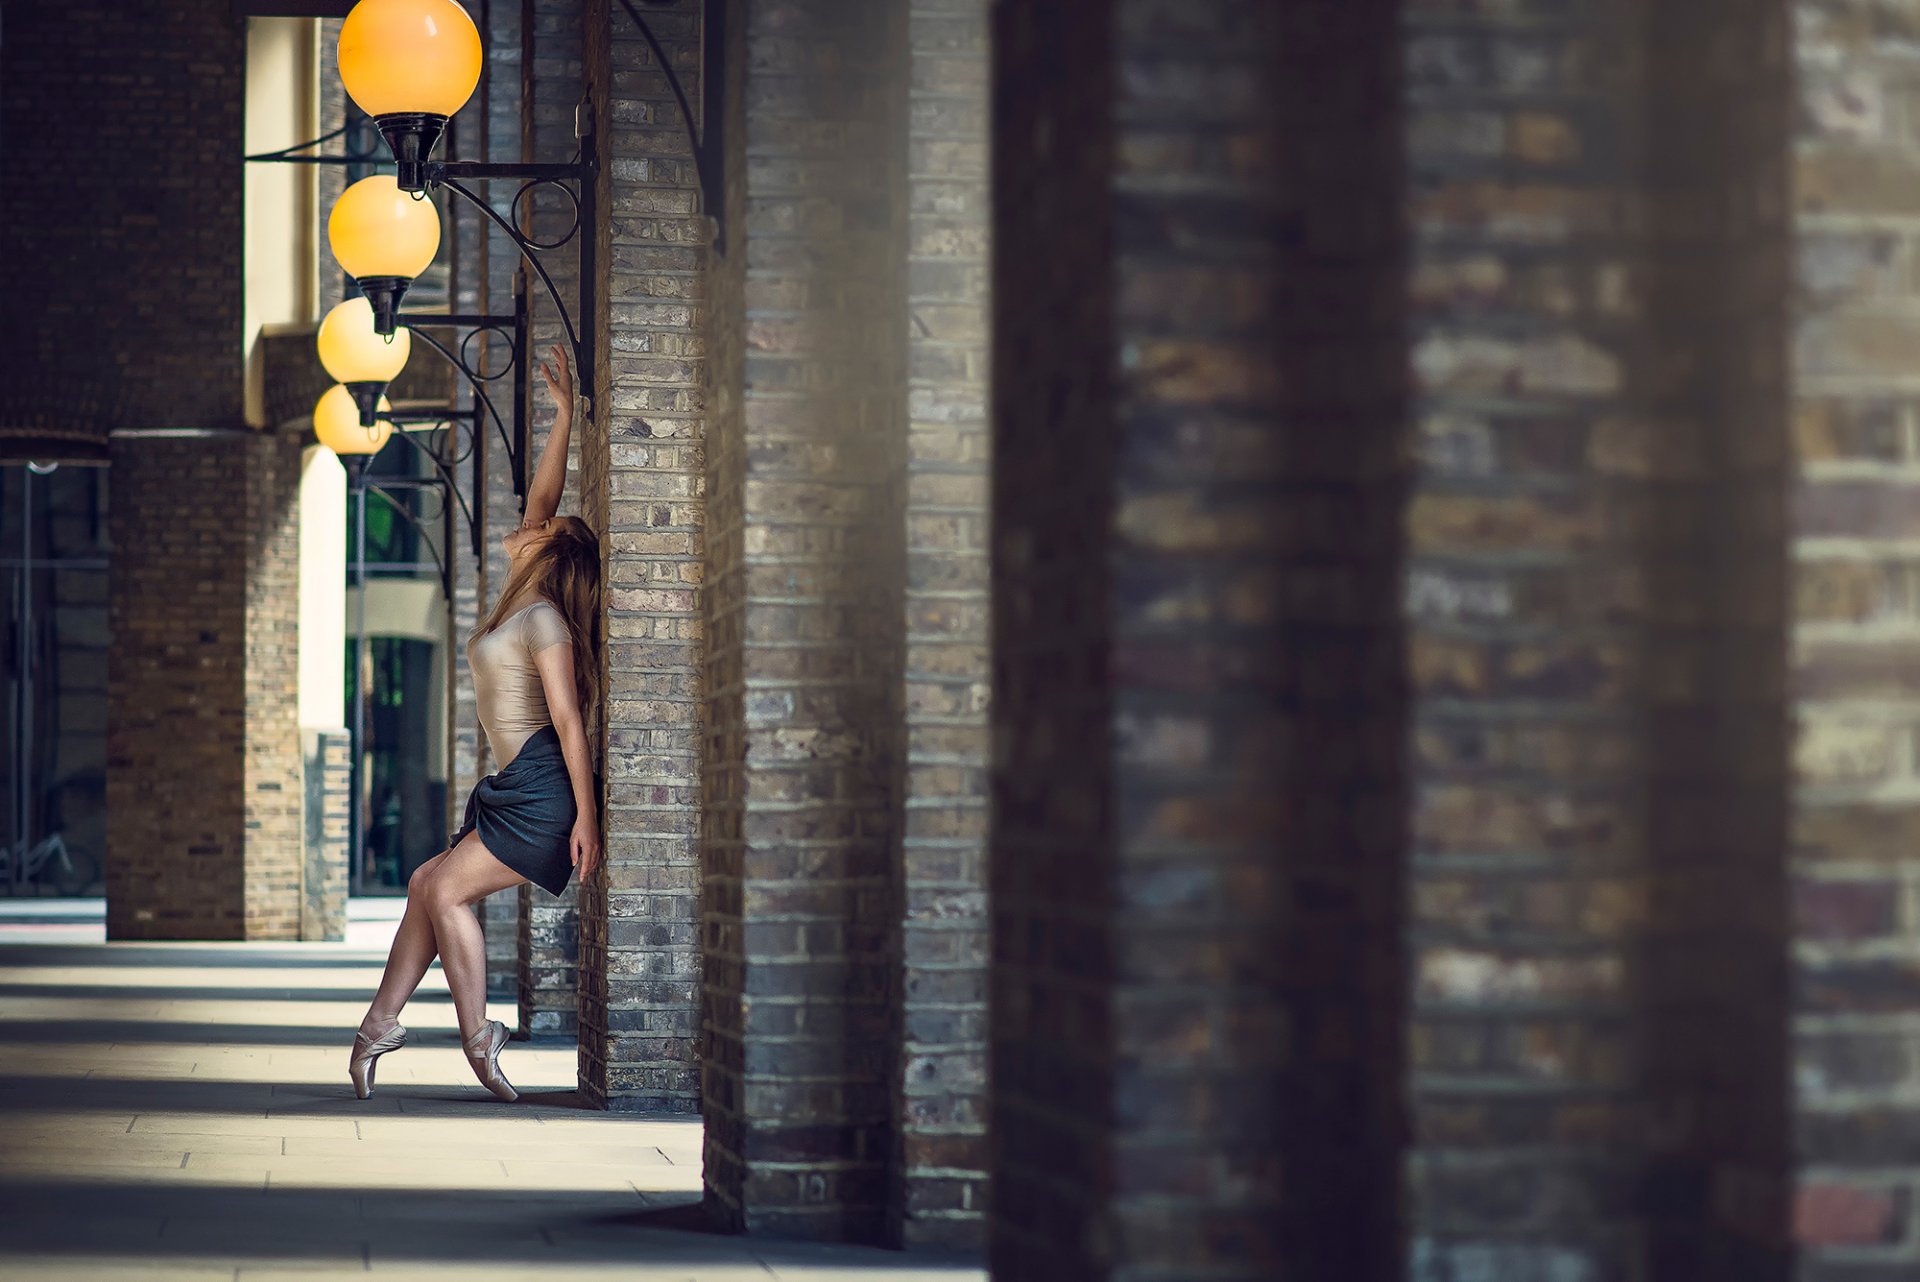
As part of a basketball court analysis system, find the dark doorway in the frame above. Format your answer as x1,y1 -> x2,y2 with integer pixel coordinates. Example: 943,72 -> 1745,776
0,463 -> 108,897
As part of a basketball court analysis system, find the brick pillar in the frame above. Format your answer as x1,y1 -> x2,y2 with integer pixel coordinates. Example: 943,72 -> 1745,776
700,0 -> 909,1241
107,432 -> 305,940
576,0 -> 707,1112
988,3 -> 1409,1279
1791,1 -> 1920,1270
893,0 -> 991,1251
516,0 -> 586,1040
477,0 -> 525,1003
445,0 -> 489,848
8,1 -> 311,942
302,729 -> 351,941
1404,1 -> 1794,1278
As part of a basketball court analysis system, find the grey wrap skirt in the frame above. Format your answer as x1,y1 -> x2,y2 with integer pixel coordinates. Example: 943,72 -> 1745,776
451,725 -> 577,895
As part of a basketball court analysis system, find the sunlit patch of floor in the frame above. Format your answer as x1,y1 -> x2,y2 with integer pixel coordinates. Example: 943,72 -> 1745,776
0,899 -> 982,1281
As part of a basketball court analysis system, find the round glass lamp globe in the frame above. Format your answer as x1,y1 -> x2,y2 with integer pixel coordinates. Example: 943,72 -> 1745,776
328,175 -> 441,280
338,0 -> 483,118
317,297 -> 412,383
314,384 -> 395,456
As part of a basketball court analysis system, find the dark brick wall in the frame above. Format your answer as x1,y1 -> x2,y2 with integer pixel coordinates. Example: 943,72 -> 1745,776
1645,4 -> 1795,1276
699,0 -> 910,1241
700,0 -> 752,1220
989,3 -> 1409,1280
108,432 -> 305,941
987,5 -> 1117,1270
578,0 -> 619,1109
1403,0 -> 1794,1278
577,0 -> 708,1113
1790,3 -> 1920,1276
0,0 -> 245,452
893,0 -> 992,1251
39,2 -> 305,943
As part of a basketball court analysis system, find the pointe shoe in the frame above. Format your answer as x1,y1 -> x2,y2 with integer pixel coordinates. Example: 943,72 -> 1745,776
463,1019 -> 520,1102
348,1020 -> 408,1099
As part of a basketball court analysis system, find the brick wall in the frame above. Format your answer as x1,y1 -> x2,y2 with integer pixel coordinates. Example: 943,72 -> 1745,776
108,432 -> 305,941
700,0 -> 910,1240
1404,0 -> 1794,1278
477,0 -> 526,1003
244,431 -> 308,938
986,5 -> 1116,1269
700,0 -> 752,1218
1645,4 -> 1795,1275
1792,2 -> 1920,1275
515,0 -> 586,1039
577,0 -> 708,1113
302,729 -> 351,941
578,0 -> 618,1106
989,3 -> 1409,1279
445,0 -> 489,848
24,0 -> 308,943
695,0 -> 744,1220
0,0 -> 245,449
894,0 -> 992,1251
1404,2 -> 1654,1274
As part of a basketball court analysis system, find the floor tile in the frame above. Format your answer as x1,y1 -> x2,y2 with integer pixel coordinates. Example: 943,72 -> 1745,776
0,905 -> 982,1282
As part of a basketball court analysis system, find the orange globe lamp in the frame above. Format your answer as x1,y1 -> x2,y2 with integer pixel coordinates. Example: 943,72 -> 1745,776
338,0 -> 483,191
314,384 -> 395,462
318,297 -> 412,426
327,175 -> 442,336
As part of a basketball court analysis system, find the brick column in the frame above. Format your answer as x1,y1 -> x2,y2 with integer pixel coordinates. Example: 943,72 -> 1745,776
893,0 -> 992,1251
302,729 -> 351,941
1404,1 -> 1794,1278
988,3 -> 1409,1279
700,0 -> 909,1241
1791,0 -> 1920,1270
516,0 -> 587,1040
108,431 -> 305,940
445,0 -> 489,849
576,0 -> 708,1112
477,0 -> 526,1004
10,2 -> 312,943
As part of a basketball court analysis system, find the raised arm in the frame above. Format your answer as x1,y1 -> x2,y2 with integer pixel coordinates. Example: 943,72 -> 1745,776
522,343 -> 575,528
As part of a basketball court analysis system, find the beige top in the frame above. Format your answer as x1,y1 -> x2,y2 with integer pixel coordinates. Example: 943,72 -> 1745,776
468,600 -> 571,766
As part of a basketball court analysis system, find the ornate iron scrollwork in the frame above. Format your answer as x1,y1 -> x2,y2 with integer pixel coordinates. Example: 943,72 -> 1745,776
246,54 -> 603,551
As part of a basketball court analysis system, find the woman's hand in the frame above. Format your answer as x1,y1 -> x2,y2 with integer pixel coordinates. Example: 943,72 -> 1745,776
538,344 -> 574,423
569,812 -> 602,881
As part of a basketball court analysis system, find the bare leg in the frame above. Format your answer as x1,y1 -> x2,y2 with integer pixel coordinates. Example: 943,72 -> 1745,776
418,831 -> 527,1044
358,848 -> 454,1036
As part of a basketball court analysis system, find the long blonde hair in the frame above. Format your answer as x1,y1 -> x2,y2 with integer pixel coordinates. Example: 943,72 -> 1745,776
477,514 -> 601,717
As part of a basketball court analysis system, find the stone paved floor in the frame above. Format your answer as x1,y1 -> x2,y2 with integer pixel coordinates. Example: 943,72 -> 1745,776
0,899 -> 985,1282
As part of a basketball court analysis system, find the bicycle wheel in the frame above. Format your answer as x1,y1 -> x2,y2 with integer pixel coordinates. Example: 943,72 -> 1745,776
51,847 -> 99,897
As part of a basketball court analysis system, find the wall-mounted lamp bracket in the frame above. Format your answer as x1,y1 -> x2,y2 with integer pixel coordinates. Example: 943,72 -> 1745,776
616,0 -> 727,254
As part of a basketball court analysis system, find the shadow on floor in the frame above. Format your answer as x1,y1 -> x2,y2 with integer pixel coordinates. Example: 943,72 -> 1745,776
0,923 -> 985,1279
0,1070 -> 669,1118
0,1020 -> 460,1049
0,944 -> 400,970
0,983 -> 451,1004
0,1181 -> 983,1273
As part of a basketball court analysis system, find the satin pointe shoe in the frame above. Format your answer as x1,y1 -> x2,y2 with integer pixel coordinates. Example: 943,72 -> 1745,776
348,1020 -> 408,1100
463,1018 -> 520,1102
